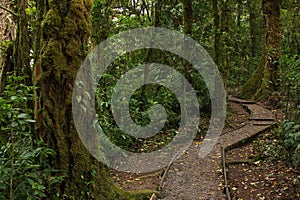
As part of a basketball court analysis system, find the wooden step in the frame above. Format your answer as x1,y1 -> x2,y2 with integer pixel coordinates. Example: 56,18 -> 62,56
228,96 -> 256,104
250,120 -> 275,126
243,104 -> 274,121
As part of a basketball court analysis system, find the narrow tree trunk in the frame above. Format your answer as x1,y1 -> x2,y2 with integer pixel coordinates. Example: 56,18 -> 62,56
153,0 -> 163,27
212,0 -> 220,67
212,0 -> 230,85
14,0 -> 31,84
247,0 -> 263,58
182,0 -> 193,123
0,0 -> 15,93
240,0 -> 282,100
0,42 -> 13,94
219,0 -> 230,85
92,0 -> 112,44
182,0 -> 192,35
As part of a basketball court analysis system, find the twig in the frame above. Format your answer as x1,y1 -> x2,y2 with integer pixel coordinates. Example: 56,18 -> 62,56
222,147 -> 231,200
0,5 -> 18,17
158,147 -> 186,194
141,0 -> 151,22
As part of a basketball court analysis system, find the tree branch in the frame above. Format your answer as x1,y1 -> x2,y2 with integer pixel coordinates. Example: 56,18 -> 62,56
0,4 -> 18,17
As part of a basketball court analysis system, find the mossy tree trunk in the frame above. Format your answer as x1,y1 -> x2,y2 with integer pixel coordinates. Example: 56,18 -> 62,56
212,0 -> 220,71
240,0 -> 282,100
153,0 -> 162,27
33,0 -> 153,199
0,0 -> 15,93
92,0 -> 112,44
181,0 -> 193,123
212,0 -> 231,85
219,0 -> 231,86
0,42 -> 13,94
247,0 -> 263,58
182,0 -> 192,36
14,0 -> 31,84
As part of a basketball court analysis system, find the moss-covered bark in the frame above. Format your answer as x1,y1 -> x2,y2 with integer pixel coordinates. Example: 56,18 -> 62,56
0,42 -> 13,94
212,0 -> 220,71
92,0 -> 112,44
247,0 -> 263,58
212,0 -> 230,85
33,0 -> 156,199
240,0 -> 282,100
0,0 -> 15,93
219,0 -> 231,85
14,0 -> 31,84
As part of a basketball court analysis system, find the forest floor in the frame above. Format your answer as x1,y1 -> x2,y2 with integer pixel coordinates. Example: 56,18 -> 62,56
109,98 -> 300,200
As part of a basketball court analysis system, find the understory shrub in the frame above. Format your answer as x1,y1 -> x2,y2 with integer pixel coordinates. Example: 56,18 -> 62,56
0,74 -> 64,200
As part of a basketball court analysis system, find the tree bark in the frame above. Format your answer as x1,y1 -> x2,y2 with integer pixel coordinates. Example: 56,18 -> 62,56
219,0 -> 230,85
0,42 -> 13,94
33,0 -> 153,198
247,0 -> 263,58
14,0 -> 31,84
92,0 -> 112,44
212,0 -> 220,68
212,0 -> 229,85
0,0 -> 15,93
240,0 -> 282,100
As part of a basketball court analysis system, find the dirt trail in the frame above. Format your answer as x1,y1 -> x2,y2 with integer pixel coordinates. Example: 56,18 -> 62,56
158,96 -> 275,200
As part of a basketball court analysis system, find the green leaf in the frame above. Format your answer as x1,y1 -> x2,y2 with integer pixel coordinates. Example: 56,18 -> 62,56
17,113 -> 28,118
25,119 -> 36,123
10,96 -> 17,100
10,121 -> 18,127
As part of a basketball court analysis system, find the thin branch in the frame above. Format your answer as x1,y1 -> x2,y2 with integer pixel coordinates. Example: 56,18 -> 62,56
142,0 -> 151,22
0,4 -> 18,17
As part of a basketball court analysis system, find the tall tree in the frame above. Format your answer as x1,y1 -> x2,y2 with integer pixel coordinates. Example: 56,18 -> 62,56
212,0 -> 231,84
14,0 -> 31,84
246,0 -> 263,58
240,0 -> 282,99
212,0 -> 220,72
33,0 -> 153,198
0,0 -> 15,93
92,0 -> 112,44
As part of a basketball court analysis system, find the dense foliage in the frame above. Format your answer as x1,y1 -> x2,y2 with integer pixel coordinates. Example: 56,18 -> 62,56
0,0 -> 299,199
0,75 -> 64,199
278,55 -> 300,170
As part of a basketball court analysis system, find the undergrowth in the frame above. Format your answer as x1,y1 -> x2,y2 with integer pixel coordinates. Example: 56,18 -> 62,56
0,74 -> 64,200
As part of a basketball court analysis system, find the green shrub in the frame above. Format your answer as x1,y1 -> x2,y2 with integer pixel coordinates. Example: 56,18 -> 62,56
0,74 -> 64,200
280,120 -> 300,170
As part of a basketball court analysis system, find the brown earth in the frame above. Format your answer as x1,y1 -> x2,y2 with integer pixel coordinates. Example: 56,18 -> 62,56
109,100 -> 300,200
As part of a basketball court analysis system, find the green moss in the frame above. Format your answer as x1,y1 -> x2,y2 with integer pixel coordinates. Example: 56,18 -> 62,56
42,9 -> 61,36
239,64 -> 263,99
35,0 -> 162,199
128,190 -> 160,200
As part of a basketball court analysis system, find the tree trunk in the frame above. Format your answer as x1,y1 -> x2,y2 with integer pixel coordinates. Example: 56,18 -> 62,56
219,0 -> 231,85
182,0 -> 192,35
14,0 -> 31,84
240,0 -> 282,100
0,0 -> 15,93
212,0 -> 220,69
0,42 -> 13,94
247,0 -> 263,58
92,0 -> 112,44
33,0 -> 153,199
212,0 -> 229,85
